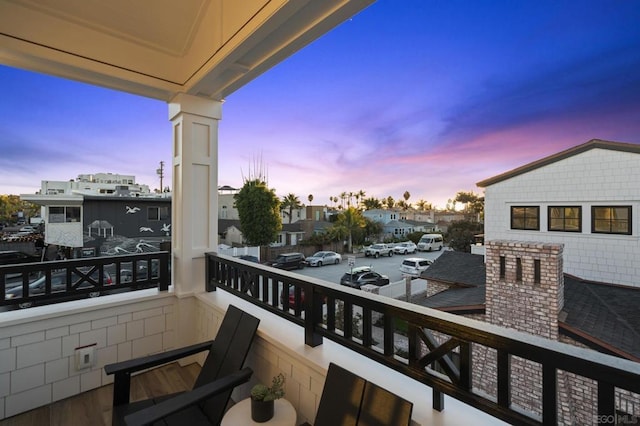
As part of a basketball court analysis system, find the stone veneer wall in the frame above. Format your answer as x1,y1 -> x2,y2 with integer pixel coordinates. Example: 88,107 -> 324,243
483,240 -> 565,419
485,240 -> 564,339
0,294 -> 178,420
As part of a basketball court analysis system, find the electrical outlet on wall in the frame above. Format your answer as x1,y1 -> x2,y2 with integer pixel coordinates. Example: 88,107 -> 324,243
75,344 -> 96,370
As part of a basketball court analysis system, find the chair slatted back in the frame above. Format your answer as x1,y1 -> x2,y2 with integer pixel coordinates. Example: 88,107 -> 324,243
313,363 -> 414,426
194,305 -> 260,424
314,363 -> 366,426
358,381 -> 413,426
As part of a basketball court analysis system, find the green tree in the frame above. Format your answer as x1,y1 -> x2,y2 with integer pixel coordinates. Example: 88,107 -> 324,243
281,193 -> 302,224
445,220 -> 484,252
454,191 -> 485,220
362,197 -> 382,210
234,179 -> 282,246
0,195 -> 39,223
415,199 -> 432,211
356,190 -> 366,209
331,207 -> 366,253
383,196 -> 395,209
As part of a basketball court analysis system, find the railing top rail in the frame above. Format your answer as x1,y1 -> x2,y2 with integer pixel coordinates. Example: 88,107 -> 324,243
209,252 -> 640,386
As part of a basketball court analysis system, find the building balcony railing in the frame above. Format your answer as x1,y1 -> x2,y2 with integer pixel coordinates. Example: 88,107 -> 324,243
0,251 -> 170,310
207,252 -> 640,425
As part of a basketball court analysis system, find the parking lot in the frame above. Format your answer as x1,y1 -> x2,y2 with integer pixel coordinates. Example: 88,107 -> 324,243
293,249 -> 447,286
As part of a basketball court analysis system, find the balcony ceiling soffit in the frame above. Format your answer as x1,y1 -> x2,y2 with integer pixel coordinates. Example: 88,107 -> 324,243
0,0 -> 374,101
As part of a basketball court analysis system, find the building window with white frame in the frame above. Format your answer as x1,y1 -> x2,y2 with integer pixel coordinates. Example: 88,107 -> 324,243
49,206 -> 81,223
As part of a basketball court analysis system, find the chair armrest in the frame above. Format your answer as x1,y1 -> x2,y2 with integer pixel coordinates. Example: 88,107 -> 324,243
123,367 -> 253,426
104,340 -> 213,376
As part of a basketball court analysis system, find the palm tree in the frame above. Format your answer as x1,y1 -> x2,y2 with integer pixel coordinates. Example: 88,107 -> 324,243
362,197 -> 382,210
307,194 -> 313,204
353,189 -> 366,209
333,206 -> 366,253
384,196 -> 395,209
281,193 -> 302,223
340,191 -> 348,209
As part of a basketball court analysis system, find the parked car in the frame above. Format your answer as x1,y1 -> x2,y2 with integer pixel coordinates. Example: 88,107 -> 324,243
3,231 -> 34,241
305,251 -> 342,267
238,254 -> 260,263
5,269 -> 113,309
340,266 -> 390,289
364,243 -> 394,258
0,250 -> 40,266
270,252 -> 305,270
280,285 -> 303,310
19,225 -> 38,233
399,257 -> 433,278
393,241 -> 417,255
416,234 -> 444,252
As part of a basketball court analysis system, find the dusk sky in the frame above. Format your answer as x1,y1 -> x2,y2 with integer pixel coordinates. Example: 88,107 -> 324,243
1,1 -> 639,208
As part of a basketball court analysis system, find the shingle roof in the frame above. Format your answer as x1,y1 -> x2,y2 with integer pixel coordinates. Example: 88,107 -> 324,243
422,251 -> 486,287
563,275 -> 640,360
476,139 -> 640,188
419,285 -> 486,310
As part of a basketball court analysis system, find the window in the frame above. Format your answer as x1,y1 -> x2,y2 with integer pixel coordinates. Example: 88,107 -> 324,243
511,206 -> 539,230
49,206 -> 81,223
548,206 -> 582,232
592,206 -> 632,235
148,206 -> 170,221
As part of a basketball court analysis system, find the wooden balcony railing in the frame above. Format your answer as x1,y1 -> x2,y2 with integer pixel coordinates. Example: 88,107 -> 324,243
206,252 -> 640,426
1,251 -> 170,309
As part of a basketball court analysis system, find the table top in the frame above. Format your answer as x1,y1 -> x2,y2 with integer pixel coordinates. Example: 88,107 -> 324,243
221,398 -> 297,426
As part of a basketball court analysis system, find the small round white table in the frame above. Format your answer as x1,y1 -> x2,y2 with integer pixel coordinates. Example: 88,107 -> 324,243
221,398 -> 297,426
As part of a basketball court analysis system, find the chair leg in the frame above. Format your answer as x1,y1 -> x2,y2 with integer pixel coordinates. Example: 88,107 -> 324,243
113,371 -> 131,406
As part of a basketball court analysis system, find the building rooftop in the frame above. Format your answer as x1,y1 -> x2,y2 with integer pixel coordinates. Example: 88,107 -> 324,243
417,250 -> 640,360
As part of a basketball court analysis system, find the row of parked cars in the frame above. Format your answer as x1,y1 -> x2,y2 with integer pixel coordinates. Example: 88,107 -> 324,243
271,241 -> 424,271
270,251 -> 343,270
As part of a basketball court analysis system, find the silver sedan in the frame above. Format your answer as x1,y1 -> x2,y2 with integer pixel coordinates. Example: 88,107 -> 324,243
305,251 -> 342,267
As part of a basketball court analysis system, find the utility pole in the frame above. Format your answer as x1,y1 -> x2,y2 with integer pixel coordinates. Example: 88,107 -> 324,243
156,161 -> 164,192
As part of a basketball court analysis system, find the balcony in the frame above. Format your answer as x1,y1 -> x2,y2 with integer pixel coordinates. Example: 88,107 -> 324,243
2,253 -> 639,425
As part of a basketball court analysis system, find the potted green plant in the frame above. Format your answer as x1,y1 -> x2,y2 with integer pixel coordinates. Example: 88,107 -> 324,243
250,373 -> 285,422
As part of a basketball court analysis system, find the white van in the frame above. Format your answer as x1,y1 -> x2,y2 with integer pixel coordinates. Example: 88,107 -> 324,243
416,234 -> 443,252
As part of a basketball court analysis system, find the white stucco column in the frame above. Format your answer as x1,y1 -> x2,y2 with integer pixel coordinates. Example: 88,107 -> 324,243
168,94 -> 221,296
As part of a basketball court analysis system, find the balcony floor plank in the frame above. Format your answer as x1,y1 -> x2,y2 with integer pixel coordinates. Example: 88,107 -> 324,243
0,362 -> 201,426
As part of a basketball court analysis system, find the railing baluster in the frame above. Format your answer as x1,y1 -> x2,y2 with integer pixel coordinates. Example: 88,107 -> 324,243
362,306 -> 372,347
597,381 -> 615,425
383,313 -> 394,356
206,253 -> 640,426
542,364 -> 557,426
497,349 -> 511,407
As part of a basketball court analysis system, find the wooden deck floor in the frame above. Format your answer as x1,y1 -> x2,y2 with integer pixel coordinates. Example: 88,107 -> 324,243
0,362 -> 201,426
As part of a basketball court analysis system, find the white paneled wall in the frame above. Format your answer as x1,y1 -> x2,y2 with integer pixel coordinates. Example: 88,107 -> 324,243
484,147 -> 640,286
0,293 -> 176,419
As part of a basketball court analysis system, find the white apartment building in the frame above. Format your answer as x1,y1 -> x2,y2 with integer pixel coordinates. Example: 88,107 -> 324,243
41,173 -> 152,196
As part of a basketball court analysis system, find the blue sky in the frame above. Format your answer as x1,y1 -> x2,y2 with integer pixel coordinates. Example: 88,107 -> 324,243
1,0 -> 639,208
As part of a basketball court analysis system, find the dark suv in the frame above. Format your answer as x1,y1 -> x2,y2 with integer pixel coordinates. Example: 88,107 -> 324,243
270,252 -> 305,270
340,266 -> 389,289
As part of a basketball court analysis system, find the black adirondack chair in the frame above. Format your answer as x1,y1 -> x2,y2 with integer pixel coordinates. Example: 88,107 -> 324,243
310,363 -> 413,426
104,304 -> 260,426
